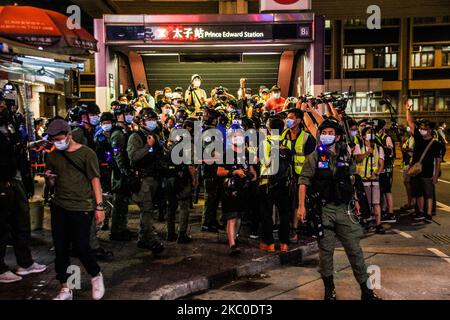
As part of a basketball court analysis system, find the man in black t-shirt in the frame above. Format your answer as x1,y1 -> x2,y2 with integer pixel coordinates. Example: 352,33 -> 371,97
406,101 -> 441,223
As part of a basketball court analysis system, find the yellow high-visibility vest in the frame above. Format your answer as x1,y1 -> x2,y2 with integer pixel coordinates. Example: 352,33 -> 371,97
281,128 -> 309,175
356,144 -> 380,179
259,135 -> 291,185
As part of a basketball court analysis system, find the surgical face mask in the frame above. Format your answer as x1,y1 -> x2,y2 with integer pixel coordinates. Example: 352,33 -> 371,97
419,129 -> 428,137
227,107 -> 235,113
101,123 -> 112,132
89,115 -> 99,126
193,80 -> 201,88
54,136 -> 69,151
165,93 -> 173,99
232,136 -> 245,146
125,115 -> 134,124
137,90 -> 145,96
365,134 -> 375,142
145,120 -> 157,131
286,118 -> 295,129
320,134 -> 335,145
406,126 -> 411,133
245,94 -> 252,99
272,92 -> 281,99
350,130 -> 358,138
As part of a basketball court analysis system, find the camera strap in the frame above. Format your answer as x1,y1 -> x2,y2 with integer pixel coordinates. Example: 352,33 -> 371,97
191,88 -> 202,108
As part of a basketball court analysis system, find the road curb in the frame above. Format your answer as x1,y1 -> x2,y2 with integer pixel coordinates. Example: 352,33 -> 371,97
147,240 -> 319,300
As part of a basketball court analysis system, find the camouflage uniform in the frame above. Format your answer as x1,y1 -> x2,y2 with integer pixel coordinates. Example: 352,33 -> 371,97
127,129 -> 162,247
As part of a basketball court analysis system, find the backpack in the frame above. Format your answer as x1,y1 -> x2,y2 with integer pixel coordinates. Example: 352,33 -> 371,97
268,138 -> 293,188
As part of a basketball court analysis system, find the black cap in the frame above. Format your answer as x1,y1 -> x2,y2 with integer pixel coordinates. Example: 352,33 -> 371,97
46,119 -> 71,137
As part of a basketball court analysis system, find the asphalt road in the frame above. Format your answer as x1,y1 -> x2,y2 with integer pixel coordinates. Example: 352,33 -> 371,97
193,163 -> 450,300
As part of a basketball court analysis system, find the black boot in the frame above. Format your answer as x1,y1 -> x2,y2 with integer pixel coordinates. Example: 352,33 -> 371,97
149,241 -> 165,255
166,232 -> 178,242
360,282 -> 382,300
322,276 -> 336,300
177,233 -> 193,244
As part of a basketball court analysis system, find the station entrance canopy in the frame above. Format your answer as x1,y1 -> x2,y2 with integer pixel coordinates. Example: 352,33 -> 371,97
104,13 -> 315,50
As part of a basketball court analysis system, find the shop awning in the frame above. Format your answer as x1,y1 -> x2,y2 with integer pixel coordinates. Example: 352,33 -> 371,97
0,5 -> 97,54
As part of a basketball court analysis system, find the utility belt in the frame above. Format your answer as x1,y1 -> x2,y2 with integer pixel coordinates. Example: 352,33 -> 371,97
135,168 -> 158,178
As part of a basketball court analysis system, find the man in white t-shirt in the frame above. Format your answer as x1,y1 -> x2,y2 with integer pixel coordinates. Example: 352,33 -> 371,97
353,127 -> 385,234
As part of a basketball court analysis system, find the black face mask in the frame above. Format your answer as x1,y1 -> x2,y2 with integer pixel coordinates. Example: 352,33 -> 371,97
0,108 -> 10,126
126,95 -> 133,101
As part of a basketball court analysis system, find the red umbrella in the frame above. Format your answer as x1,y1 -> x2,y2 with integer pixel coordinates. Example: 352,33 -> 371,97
0,5 -> 97,54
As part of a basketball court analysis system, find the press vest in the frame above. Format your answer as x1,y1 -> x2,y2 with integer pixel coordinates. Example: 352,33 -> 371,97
281,128 -> 308,175
356,143 -> 380,179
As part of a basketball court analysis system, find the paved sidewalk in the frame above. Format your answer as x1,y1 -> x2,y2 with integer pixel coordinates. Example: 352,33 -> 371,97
0,200 -> 317,300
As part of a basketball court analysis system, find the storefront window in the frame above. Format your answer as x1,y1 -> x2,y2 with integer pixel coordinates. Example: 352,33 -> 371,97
373,46 -> 398,68
353,92 -> 368,113
442,46 -> 450,66
412,98 -> 420,112
412,46 -> 435,67
437,96 -> 450,111
369,97 -> 384,113
343,48 -> 366,69
421,95 -> 435,112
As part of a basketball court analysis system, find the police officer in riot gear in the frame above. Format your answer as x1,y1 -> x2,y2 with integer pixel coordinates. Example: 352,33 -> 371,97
67,105 -> 84,129
297,119 -> 381,300
94,112 -> 115,194
72,102 -> 100,149
109,104 -> 137,241
162,119 -> 198,243
127,108 -> 164,254
175,108 -> 188,128
201,109 -> 224,232
0,94 -> 47,283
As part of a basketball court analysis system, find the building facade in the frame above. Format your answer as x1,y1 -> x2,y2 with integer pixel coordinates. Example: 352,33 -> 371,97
72,0 -> 450,122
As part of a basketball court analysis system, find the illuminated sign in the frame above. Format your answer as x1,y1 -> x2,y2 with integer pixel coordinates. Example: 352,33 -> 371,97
260,0 -> 312,12
297,24 -> 312,39
106,23 -> 313,42
144,25 -> 272,41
